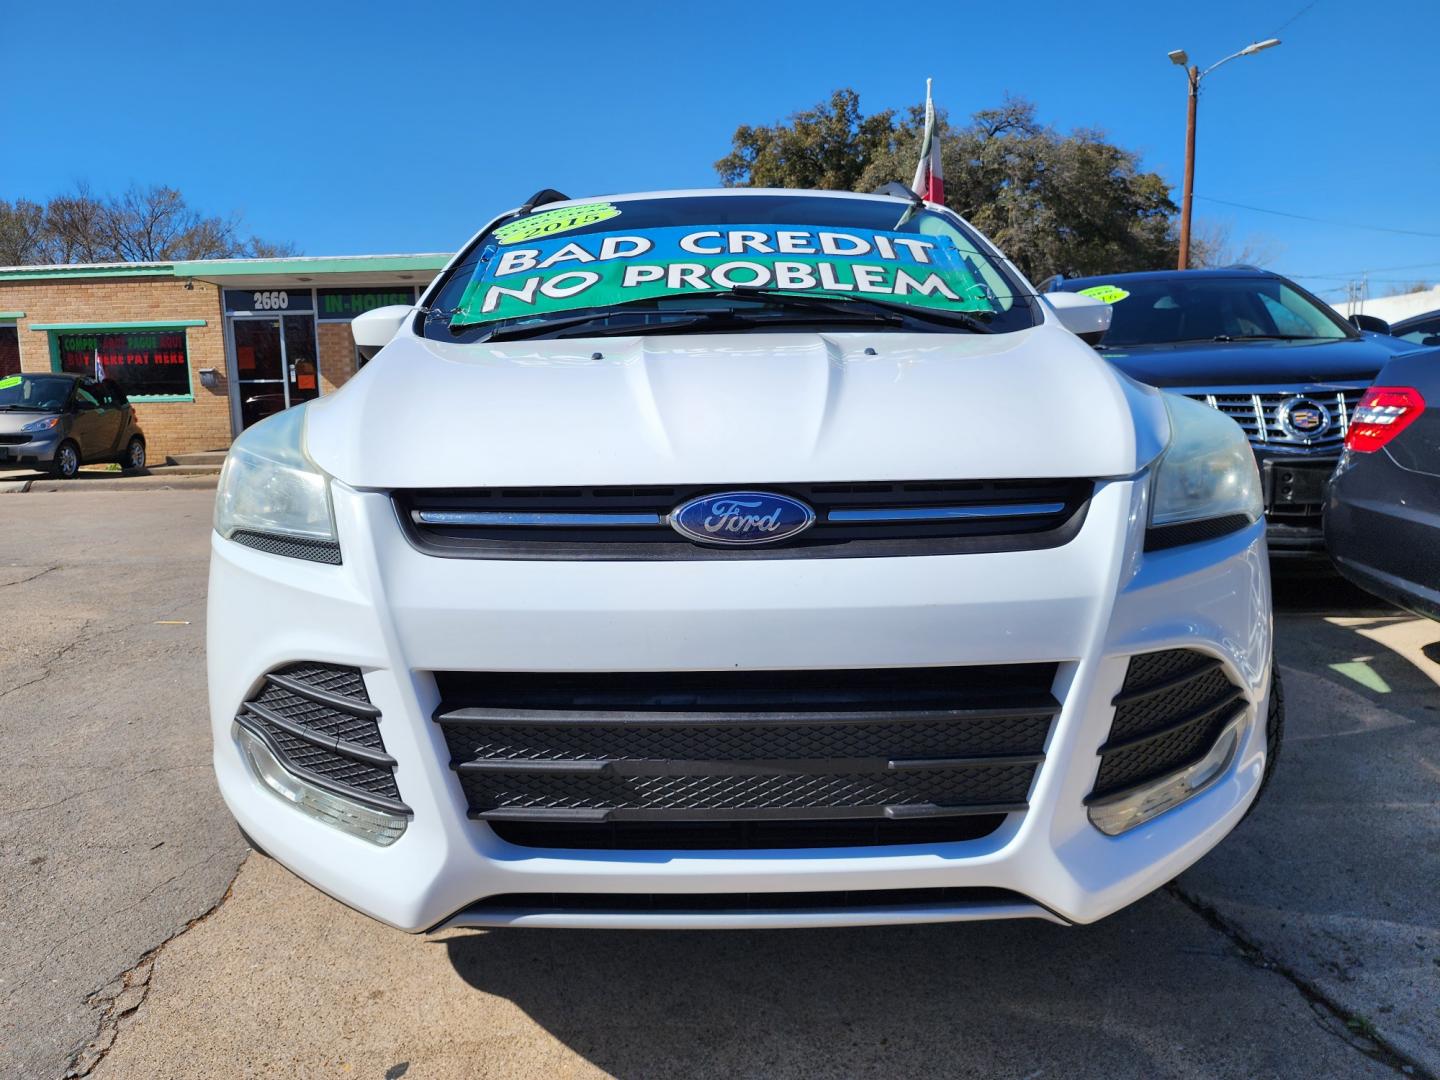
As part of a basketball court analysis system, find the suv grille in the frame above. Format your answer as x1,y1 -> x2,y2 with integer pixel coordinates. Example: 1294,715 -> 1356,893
1088,649 -> 1246,803
433,665 -> 1059,849
235,662 -> 408,814
1186,386 -> 1367,454
396,479 -> 1092,560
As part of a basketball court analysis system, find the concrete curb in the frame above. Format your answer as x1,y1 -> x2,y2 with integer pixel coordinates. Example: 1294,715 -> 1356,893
19,475 -> 220,493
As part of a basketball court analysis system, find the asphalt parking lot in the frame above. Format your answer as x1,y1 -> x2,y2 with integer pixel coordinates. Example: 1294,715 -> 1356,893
2,490 -> 1436,1080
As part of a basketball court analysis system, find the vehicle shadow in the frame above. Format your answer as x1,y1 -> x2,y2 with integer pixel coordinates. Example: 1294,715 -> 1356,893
1270,563 -> 1440,712
440,894 -> 1314,1079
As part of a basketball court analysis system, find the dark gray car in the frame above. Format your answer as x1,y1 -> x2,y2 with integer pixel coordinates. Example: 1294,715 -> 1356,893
1325,346 -> 1440,619
0,372 -> 146,479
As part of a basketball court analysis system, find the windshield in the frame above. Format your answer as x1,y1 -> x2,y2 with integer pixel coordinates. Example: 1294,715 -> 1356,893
0,374 -> 72,411
422,194 -> 1038,342
1065,276 -> 1353,348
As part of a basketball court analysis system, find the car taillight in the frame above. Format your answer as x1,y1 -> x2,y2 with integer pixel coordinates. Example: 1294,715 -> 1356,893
1346,386 -> 1425,452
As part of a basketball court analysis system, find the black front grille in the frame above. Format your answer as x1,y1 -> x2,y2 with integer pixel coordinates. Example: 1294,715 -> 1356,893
396,479 -> 1092,561
235,662 -> 409,814
1088,649 -> 1246,802
0,434 -> 30,445
433,665 -> 1058,849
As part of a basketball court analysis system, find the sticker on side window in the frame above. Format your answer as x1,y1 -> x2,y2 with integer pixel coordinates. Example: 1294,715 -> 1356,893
494,203 -> 621,245
1077,285 -> 1130,304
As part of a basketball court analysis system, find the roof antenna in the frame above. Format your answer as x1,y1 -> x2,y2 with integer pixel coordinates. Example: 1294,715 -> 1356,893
873,181 -> 924,228
517,188 -> 571,214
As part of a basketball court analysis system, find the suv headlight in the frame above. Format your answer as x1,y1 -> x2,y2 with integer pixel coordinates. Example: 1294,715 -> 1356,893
214,406 -> 340,562
1146,393 -> 1262,550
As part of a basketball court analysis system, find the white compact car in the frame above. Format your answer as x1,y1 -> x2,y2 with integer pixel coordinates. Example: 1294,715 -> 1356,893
209,188 -> 1280,931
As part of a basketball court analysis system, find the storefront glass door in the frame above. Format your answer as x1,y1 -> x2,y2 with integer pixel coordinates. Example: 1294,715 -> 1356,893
230,314 -> 320,430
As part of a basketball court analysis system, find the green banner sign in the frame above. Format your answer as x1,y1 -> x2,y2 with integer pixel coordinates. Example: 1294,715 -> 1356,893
452,223 -> 995,329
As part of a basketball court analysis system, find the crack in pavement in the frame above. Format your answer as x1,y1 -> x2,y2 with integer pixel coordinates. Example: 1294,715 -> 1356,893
1166,883 -> 1434,1078
62,870 -> 242,1078
0,846 -> 238,1010
0,616 -> 96,703
0,564 -> 61,589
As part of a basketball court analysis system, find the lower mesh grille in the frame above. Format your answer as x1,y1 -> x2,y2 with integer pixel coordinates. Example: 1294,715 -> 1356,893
433,665 -> 1058,849
1090,649 -> 1246,801
235,662 -> 408,813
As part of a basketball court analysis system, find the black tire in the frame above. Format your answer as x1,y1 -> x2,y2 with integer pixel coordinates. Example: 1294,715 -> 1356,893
50,440 -> 80,480
1243,666 -> 1285,821
120,435 -> 146,471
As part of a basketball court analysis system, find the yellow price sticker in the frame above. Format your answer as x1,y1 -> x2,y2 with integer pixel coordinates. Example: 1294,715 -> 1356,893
494,202 -> 621,245
1077,285 -> 1130,304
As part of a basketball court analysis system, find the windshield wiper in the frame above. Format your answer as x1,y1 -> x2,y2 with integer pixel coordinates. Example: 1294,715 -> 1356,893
480,306 -> 904,342
471,285 -> 993,342
0,404 -> 45,411
1211,333 -> 1325,342
725,286 -> 993,333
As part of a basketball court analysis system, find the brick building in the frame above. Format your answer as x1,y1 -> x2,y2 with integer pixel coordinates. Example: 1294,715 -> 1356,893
0,255 -> 447,460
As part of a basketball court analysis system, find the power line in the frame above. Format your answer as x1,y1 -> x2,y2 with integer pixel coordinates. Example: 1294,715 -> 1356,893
1195,195 -> 1440,239
1272,0 -> 1321,35
1295,260 -> 1440,278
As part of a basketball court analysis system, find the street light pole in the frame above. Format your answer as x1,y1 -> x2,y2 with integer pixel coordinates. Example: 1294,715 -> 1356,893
1169,39 -> 1282,270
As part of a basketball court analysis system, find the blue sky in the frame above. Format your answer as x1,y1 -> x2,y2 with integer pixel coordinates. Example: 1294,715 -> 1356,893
4,0 -> 1436,300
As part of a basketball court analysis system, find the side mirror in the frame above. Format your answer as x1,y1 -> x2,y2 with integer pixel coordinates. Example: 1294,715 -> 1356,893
1045,291 -> 1112,345
1348,313 -> 1391,335
351,304 -> 413,364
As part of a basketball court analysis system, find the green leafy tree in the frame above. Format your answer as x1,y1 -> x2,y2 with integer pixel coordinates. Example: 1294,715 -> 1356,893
717,91 -> 1180,281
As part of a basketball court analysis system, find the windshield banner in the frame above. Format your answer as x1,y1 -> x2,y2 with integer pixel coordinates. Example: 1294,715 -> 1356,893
450,224 -> 996,328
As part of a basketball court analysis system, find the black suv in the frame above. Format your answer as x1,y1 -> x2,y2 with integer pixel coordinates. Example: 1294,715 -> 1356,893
1050,268 -> 1420,557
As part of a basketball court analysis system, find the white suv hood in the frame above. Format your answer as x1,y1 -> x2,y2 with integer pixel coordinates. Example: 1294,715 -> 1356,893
304,325 -> 1161,488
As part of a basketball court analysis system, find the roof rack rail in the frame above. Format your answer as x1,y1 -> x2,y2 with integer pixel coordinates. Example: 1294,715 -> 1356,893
1223,263 -> 1265,272
518,188 -> 571,214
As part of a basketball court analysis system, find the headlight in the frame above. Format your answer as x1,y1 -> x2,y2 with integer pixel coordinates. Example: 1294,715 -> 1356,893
20,416 -> 60,432
1146,393 -> 1262,550
214,406 -> 341,562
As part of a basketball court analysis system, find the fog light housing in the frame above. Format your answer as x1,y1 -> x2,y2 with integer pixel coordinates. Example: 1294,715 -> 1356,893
236,724 -> 407,846
1087,712 -> 1247,836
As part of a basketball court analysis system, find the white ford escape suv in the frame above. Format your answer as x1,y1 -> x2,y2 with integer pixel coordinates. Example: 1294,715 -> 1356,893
209,188 -> 1280,931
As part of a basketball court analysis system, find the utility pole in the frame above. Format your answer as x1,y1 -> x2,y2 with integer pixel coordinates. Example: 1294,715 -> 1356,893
1168,39 -> 1282,270
1178,65 -> 1199,271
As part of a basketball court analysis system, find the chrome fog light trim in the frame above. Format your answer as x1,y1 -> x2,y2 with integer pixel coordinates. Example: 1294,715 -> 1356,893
235,724 -> 407,847
1087,712 -> 1247,836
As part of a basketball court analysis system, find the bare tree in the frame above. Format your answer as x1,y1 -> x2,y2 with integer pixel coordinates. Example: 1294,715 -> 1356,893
1382,280 -> 1434,297
1188,220 -> 1282,269
0,199 -> 49,265
1,183 -> 294,265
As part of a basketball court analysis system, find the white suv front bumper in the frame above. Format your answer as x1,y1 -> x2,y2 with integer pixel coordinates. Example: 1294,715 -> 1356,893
208,478 -> 1272,931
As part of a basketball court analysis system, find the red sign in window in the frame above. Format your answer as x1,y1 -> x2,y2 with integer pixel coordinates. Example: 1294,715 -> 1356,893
56,331 -> 191,397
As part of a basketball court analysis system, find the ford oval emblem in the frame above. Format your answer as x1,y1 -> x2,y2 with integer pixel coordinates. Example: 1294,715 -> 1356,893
669,490 -> 816,546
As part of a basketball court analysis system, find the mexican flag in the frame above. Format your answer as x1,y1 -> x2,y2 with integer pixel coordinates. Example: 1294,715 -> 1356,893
911,78 -> 944,204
